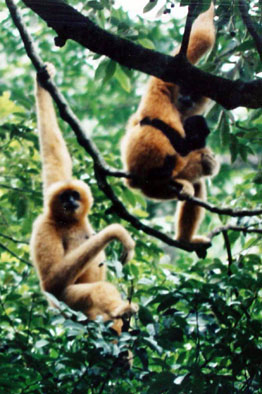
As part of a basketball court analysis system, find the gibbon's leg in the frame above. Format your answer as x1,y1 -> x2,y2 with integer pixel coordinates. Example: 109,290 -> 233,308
173,2 -> 215,117
43,224 -> 135,297
62,282 -> 138,335
175,179 -> 209,243
35,63 -> 72,194
173,2 -> 215,64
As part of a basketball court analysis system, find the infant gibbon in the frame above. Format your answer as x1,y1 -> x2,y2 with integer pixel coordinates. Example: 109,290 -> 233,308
121,3 -> 219,244
30,63 -> 138,334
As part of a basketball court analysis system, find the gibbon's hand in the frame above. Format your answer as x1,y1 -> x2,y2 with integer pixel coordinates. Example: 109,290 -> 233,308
109,224 -> 135,264
37,62 -> 56,85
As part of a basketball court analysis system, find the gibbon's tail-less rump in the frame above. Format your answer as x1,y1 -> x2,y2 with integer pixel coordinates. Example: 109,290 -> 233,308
121,3 -> 219,244
30,63 -> 138,335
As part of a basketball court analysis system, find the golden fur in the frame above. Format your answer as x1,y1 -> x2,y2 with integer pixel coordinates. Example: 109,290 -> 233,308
121,3 -> 219,244
30,64 -> 138,334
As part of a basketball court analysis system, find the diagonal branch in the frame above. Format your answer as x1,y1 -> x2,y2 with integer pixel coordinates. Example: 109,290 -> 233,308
238,0 -> 262,61
20,0 -> 262,110
0,242 -> 31,266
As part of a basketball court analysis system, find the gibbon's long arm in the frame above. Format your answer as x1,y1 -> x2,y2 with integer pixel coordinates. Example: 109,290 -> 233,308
35,66 -> 72,194
39,224 -> 134,297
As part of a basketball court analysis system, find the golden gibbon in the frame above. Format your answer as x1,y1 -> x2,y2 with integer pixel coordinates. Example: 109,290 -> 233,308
30,63 -> 138,335
121,2 -> 219,244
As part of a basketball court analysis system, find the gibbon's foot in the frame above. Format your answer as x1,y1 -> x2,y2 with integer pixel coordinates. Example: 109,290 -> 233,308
190,235 -> 211,245
201,151 -> 219,176
111,301 -> 139,319
171,180 -> 195,197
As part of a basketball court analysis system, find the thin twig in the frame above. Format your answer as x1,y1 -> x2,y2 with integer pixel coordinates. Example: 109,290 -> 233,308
179,1 -> 198,57
179,194 -> 262,218
239,0 -> 262,61
222,231 -> 233,275
0,183 -> 40,195
0,242 -> 31,266
0,232 -> 29,245
209,224 -> 262,239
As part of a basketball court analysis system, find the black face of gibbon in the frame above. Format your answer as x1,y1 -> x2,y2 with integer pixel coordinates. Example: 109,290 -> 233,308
184,115 -> 211,151
59,190 -> 81,212
177,87 -> 202,113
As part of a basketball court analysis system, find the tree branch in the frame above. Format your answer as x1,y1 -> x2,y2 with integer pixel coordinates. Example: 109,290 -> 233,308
20,0 -> 262,110
0,242 -> 31,266
179,1 -> 198,57
238,0 -> 262,61
179,194 -> 262,218
0,232 -> 29,245
209,224 -> 262,239
222,231 -> 233,276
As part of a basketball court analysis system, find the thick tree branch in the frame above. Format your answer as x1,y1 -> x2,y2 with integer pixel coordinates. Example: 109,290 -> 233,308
21,0 -> 262,110
239,0 -> 262,61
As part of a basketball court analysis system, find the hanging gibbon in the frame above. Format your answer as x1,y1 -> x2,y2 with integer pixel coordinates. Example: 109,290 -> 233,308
121,3 -> 219,244
30,63 -> 138,335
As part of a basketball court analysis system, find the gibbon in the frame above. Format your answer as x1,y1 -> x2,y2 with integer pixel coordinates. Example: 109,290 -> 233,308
30,63 -> 138,335
121,3 -> 219,244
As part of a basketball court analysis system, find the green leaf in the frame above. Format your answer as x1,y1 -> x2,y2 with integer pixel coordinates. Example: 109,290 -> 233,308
218,111 -> 230,147
103,60 -> 116,83
143,1 -> 158,14
87,1 -> 104,10
180,0 -> 211,14
139,306 -> 155,325
0,92 -> 24,122
253,170 -> 262,184
138,38 -> 155,50
114,65 -> 131,92
95,60 -> 107,80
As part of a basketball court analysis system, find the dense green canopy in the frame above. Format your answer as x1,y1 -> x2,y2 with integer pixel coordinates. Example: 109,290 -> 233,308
1,0 -> 262,392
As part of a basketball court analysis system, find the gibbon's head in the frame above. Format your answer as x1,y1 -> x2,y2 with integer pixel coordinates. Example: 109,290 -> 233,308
45,180 -> 93,222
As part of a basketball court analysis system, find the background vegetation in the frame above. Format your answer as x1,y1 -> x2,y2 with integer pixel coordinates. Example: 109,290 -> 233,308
1,0 -> 262,392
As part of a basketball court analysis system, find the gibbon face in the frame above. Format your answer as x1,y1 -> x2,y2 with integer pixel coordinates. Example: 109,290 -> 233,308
45,180 -> 93,222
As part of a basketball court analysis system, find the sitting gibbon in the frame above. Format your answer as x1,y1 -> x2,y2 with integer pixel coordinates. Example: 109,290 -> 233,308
30,63 -> 138,335
121,3 -> 219,244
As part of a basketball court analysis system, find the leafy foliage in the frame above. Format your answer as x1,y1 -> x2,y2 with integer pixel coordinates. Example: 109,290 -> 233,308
1,0 -> 262,392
